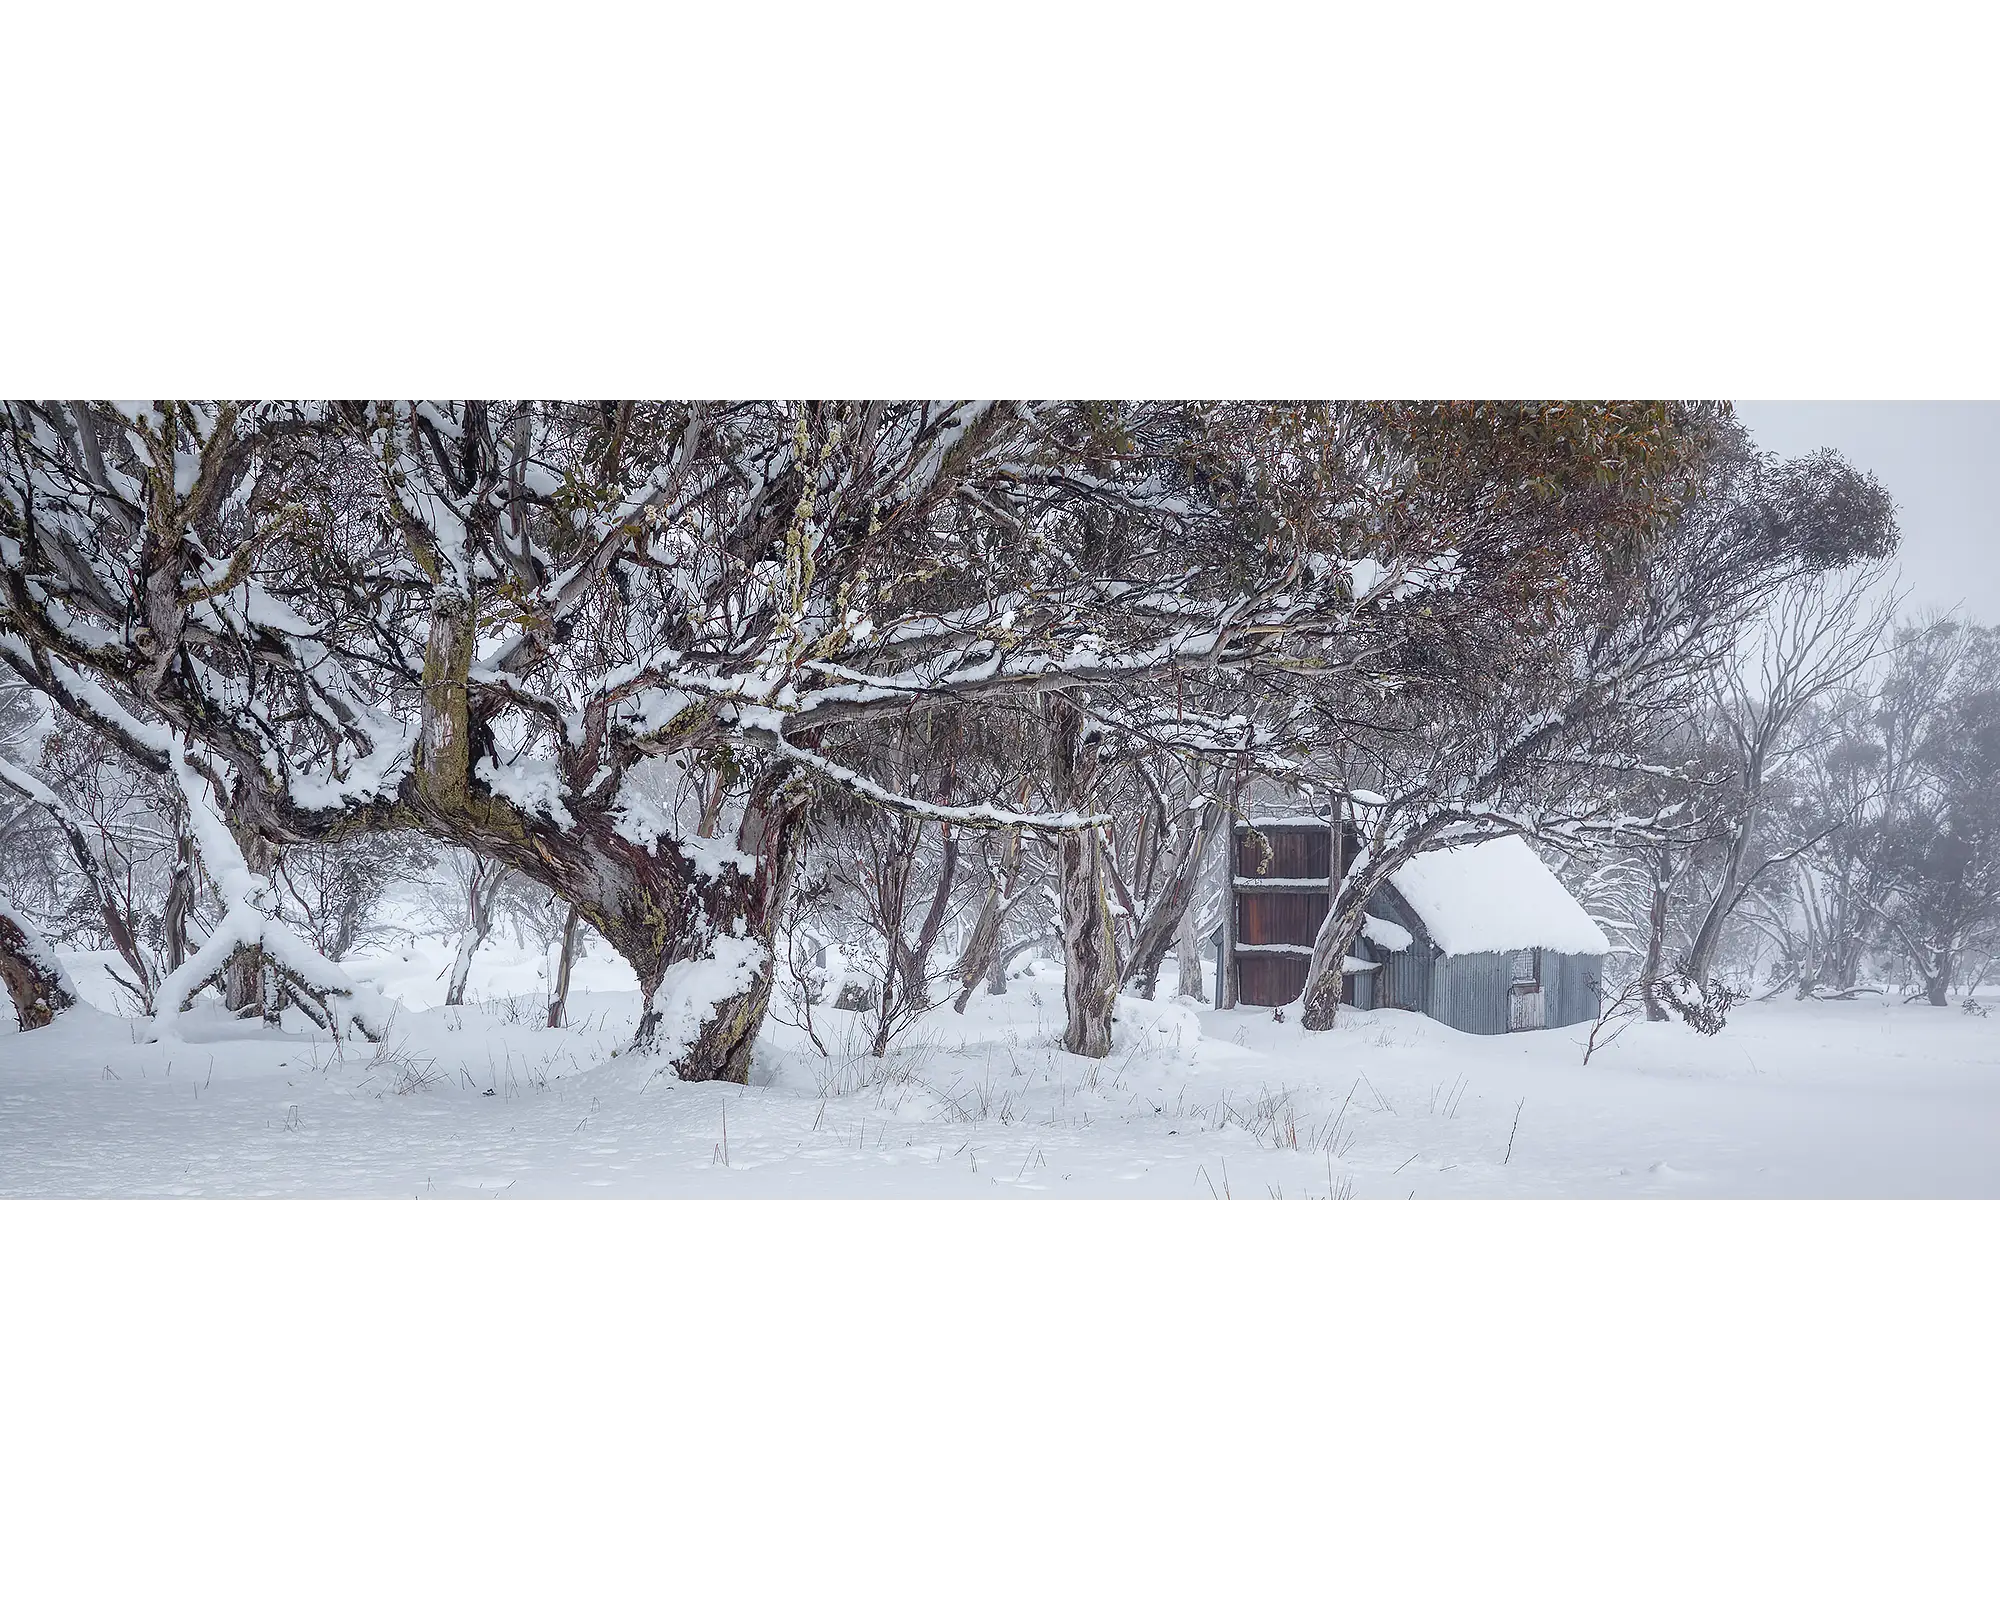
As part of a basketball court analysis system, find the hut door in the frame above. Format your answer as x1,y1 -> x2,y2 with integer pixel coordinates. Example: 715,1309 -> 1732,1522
1507,949 -> 1544,1031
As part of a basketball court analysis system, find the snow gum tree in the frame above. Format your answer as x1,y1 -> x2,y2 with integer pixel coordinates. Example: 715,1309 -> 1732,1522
812,712 -> 978,1057
1,400 -> 1387,1073
1282,412 -> 1898,1030
1046,691 -> 1118,1055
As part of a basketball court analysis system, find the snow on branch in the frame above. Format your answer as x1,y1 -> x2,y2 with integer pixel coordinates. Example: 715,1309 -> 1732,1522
146,735 -> 394,1041
750,722 -> 1107,833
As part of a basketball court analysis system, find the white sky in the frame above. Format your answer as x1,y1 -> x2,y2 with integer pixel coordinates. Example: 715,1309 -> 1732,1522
1736,402 -> 2000,626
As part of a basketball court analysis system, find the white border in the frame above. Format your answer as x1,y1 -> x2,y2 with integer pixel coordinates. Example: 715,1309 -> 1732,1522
3,1203 -> 1996,1595
4,4 -> 1997,395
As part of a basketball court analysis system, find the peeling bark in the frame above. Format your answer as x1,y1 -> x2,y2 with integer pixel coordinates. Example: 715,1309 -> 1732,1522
1048,695 -> 1116,1057
0,898 -> 74,1031
1176,905 -> 1206,999
419,589 -> 476,817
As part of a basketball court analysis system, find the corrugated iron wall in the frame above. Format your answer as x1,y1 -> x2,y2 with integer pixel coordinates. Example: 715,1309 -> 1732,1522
1357,884 -> 1431,1016
1426,949 -> 1605,1034
1431,951 -> 1513,1034
1370,938 -> 1435,1015
1543,951 -> 1605,1028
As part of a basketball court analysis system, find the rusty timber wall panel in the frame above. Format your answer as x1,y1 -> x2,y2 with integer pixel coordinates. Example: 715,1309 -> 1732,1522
1236,953 -> 1310,1007
1236,955 -> 1369,1009
1236,892 -> 1328,949
1235,827 -> 1330,881
1232,824 -> 1333,1011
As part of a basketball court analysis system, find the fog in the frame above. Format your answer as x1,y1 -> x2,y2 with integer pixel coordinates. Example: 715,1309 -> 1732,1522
1738,401 -> 2000,625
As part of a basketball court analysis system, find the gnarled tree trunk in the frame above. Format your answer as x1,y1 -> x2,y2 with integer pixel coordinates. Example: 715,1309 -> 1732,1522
0,897 -> 74,1031
223,830 -> 279,1021
1639,853 -> 1672,1020
163,830 -> 194,976
627,763 -> 810,1083
1299,826 -> 1415,1032
1925,949 -> 1954,1008
1683,819 -> 1756,998
1298,900 -> 1368,1030
1047,694 -> 1116,1057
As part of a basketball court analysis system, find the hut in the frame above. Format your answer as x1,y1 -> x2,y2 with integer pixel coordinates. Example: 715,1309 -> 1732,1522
1227,820 -> 1608,1034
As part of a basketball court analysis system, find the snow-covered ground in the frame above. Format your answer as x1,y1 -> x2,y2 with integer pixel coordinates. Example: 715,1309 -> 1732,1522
5,934 -> 1998,1198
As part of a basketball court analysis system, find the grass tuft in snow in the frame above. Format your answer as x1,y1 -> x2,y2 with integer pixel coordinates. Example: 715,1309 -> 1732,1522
375,1035 -> 446,1095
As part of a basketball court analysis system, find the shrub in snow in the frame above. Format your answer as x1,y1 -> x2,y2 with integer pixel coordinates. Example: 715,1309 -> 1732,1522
1650,967 -> 1741,1036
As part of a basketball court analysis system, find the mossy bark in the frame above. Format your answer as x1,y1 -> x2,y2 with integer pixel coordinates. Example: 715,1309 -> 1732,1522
419,590 -> 476,817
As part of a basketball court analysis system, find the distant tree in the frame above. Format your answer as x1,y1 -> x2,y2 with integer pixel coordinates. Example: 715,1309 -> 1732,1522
1551,710 -> 1723,1016
814,713 -> 983,1057
1756,686 -> 1899,996
1877,626 -> 2000,1004
1678,564 -> 1895,998
0,696 -> 179,1008
437,852 -> 510,1007
275,833 -> 437,963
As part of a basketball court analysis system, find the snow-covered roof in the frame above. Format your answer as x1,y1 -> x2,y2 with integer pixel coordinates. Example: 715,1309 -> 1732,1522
1387,837 -> 1609,958
1361,914 -> 1413,952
